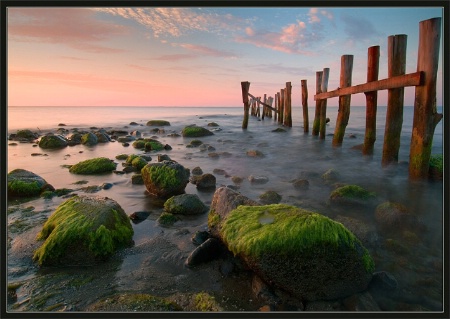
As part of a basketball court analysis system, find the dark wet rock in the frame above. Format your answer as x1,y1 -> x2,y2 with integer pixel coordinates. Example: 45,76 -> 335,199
81,185 -> 102,193
207,187 -> 375,301
212,168 -> 227,175
164,194 -> 208,215
252,275 -> 281,306
86,293 -> 182,311
7,169 -> 53,198
163,144 -> 172,150
248,175 -> 269,184
66,132 -> 83,145
191,166 -> 203,175
185,238 -> 223,267
231,176 -> 243,184
191,231 -> 210,246
208,152 -> 220,159
81,132 -> 98,146
187,139 -> 203,147
122,142 -> 130,147
167,133 -> 181,137
292,179 -> 309,190
272,128 -> 286,133
69,157 -> 117,175
157,212 -> 178,226
369,271 -> 398,292
115,153 -> 129,160
129,211 -> 150,222
194,173 -> 216,190
199,144 -> 216,152
375,201 -> 424,234
101,183 -> 113,190
38,134 -> 68,149
14,129 -> 38,141
207,122 -> 219,127
305,300 -> 342,311
347,133 -> 357,139
259,190 -> 282,204
141,160 -> 190,198
31,153 -> 47,157
33,195 -> 134,266
219,259 -> 234,276
321,168 -> 340,182
129,121 -> 139,126
95,132 -> 110,143
329,184 -> 376,207
181,125 -> 214,137
107,129 -> 129,136
131,174 -> 144,185
130,130 -> 141,138
246,149 -> 264,157
117,135 -> 136,143
342,291 -> 381,311
157,154 -> 171,162
122,166 -> 136,173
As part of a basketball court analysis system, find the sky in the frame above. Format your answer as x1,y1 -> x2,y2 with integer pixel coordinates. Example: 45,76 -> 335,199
7,5 -> 444,107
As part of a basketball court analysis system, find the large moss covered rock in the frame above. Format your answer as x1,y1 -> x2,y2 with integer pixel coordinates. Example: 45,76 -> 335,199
69,157 -> 117,174
141,161 -> 190,198
7,169 -> 53,198
181,126 -> 214,137
208,187 -> 374,301
33,195 -> 133,266
38,134 -> 68,149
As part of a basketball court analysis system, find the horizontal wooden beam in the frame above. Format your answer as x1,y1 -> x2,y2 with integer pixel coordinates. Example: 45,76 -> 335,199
248,92 -> 279,112
314,71 -> 423,100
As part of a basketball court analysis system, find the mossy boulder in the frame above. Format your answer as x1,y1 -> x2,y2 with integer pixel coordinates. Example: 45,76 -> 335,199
95,132 -> 110,143
141,160 -> 190,198
81,132 -> 98,146
375,201 -> 423,234
7,169 -> 54,198
259,190 -> 282,204
15,129 -> 38,140
69,157 -> 117,174
38,135 -> 68,149
329,185 -> 376,206
181,126 -> 214,137
131,156 -> 148,171
221,205 -> 374,301
146,120 -> 171,126
164,194 -> 208,215
66,132 -> 83,146
132,138 -> 164,151
208,187 -> 374,301
157,212 -> 178,226
33,195 -> 134,266
86,293 -> 181,311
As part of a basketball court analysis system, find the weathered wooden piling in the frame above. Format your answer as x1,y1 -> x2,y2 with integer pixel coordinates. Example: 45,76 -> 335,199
333,55 -> 354,146
262,94 -> 267,120
301,79 -> 309,133
363,46 -> 380,155
409,17 -> 442,179
274,93 -> 278,121
319,68 -> 330,139
241,81 -> 250,129
279,89 -> 285,125
284,82 -> 292,127
312,71 -> 323,136
382,34 -> 407,166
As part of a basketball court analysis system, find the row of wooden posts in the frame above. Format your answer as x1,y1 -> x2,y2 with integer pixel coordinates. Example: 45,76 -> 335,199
240,17 -> 442,180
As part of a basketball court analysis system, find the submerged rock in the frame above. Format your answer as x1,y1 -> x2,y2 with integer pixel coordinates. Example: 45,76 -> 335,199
33,195 -> 134,266
181,125 -> 214,137
329,184 -> 376,206
374,201 -> 423,234
7,169 -> 54,198
38,134 -> 68,149
259,190 -> 282,204
69,157 -> 117,174
141,161 -> 190,198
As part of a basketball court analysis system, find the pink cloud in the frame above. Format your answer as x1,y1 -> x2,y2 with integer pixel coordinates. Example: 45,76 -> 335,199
8,8 -> 129,53
179,43 -> 238,58
152,54 -> 197,61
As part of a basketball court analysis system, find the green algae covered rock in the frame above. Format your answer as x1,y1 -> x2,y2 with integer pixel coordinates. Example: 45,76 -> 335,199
164,194 -> 208,215
329,184 -> 376,206
218,204 -> 374,301
141,161 -> 190,198
7,169 -> 53,198
132,138 -> 164,151
146,120 -> 171,126
33,195 -> 133,266
69,157 -> 117,174
86,293 -> 181,312
429,154 -> 443,180
38,135 -> 68,149
181,126 -> 214,137
81,132 -> 98,146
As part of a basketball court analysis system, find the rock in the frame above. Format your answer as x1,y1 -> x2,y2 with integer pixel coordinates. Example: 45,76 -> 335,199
246,150 -> 264,157
66,133 -> 83,145
191,231 -> 210,245
14,129 -> 38,140
38,134 -> 68,149
369,271 -> 398,292
130,130 -> 141,138
207,122 -> 219,127
208,187 -> 375,301
141,161 -> 190,198
231,176 -> 243,184
342,291 -> 381,311
375,201 -> 423,234
191,166 -> 203,175
271,128 -> 286,133
33,195 -> 133,266
146,120 -> 171,126
329,184 -> 376,206
187,139 -> 203,147
334,215 -> 379,247
181,125 -> 214,137
158,154 -> 171,162
117,135 -> 136,143
101,183 -> 113,190
248,175 -> 269,184
132,138 -> 164,151
86,293 -> 181,311
321,168 -> 340,182
80,132 -> 97,146
212,168 -> 227,175
157,212 -> 178,226
131,156 -> 148,171
129,121 -> 139,126
292,179 -> 309,190
252,275 -> 281,305
259,190 -> 282,204
164,194 -> 208,215
7,169 -> 53,198
129,211 -> 150,222
69,157 -> 117,174
95,132 -> 110,143
185,238 -> 223,267
195,173 -> 216,190
115,153 -> 129,160
131,174 -> 144,185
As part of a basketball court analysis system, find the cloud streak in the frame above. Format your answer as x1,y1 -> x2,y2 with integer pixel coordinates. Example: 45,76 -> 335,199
8,8 -> 129,53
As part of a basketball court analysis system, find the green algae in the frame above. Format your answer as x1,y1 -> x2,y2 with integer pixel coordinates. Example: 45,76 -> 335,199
146,120 -> 171,126
33,196 -> 133,266
429,154 -> 443,173
194,292 -> 222,311
220,204 -> 374,272
181,126 -> 214,137
132,139 -> 164,151
141,163 -> 186,191
330,185 -> 376,200
68,157 -> 116,174
131,156 -> 148,170
8,180 -> 41,197
157,212 -> 178,226
88,293 -> 181,311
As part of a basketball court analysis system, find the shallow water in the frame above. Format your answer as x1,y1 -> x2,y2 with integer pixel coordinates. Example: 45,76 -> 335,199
6,106 -> 444,312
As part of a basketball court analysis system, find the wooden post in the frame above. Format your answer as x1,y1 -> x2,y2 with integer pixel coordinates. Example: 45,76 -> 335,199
363,46 -> 380,155
274,93 -> 278,121
301,79 -> 309,133
268,97 -> 273,118
284,82 -> 292,127
256,97 -> 261,117
409,17 -> 442,179
312,71 -> 323,135
333,55 -> 354,146
262,94 -> 267,120
279,89 -> 285,125
382,34 -> 407,166
319,68 -> 330,139
241,81 -> 250,129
